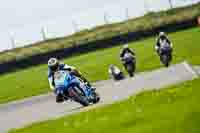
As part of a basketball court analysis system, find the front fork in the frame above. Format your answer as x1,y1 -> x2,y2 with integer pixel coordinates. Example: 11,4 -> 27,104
79,82 -> 93,98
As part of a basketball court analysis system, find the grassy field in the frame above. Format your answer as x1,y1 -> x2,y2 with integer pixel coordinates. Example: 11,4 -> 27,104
9,77 -> 200,133
0,3 -> 199,64
0,27 -> 199,104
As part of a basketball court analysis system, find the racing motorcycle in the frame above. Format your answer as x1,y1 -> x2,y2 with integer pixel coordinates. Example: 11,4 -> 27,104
121,52 -> 136,77
54,70 -> 100,106
159,40 -> 172,67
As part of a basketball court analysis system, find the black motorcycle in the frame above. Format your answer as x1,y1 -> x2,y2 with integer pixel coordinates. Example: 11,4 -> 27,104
121,53 -> 136,77
159,45 -> 172,67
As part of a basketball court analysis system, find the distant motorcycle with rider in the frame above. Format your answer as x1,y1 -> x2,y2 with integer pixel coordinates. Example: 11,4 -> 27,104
120,44 -> 136,77
155,32 -> 173,67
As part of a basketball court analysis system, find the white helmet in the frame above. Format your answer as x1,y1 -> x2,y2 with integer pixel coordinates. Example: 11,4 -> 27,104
159,32 -> 165,37
109,64 -> 114,69
123,44 -> 129,49
48,58 -> 59,71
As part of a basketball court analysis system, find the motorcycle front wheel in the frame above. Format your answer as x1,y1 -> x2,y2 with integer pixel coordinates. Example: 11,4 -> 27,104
161,54 -> 170,67
68,86 -> 90,107
126,63 -> 135,77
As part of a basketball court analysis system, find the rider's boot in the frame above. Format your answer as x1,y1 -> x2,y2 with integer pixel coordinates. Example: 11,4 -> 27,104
56,94 -> 64,103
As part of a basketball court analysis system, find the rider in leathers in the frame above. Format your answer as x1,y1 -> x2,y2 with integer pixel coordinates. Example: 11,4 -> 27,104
48,58 -> 93,103
155,32 -> 173,59
120,44 -> 136,72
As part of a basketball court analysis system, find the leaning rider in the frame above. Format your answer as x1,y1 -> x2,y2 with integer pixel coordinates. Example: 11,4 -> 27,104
48,58 -> 92,103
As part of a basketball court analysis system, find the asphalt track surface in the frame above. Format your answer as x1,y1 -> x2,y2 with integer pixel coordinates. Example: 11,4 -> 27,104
0,62 -> 199,133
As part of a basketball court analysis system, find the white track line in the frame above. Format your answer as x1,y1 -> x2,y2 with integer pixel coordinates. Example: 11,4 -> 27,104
183,61 -> 199,79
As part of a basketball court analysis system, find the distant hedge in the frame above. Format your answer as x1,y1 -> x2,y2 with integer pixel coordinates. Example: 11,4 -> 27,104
0,3 -> 199,72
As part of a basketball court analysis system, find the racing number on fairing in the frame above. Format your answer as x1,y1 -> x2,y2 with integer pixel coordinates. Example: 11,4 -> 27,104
54,71 -> 66,83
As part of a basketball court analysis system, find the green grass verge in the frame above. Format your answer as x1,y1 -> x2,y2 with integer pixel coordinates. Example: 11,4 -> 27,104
0,27 -> 200,104
9,77 -> 200,133
0,3 -> 200,64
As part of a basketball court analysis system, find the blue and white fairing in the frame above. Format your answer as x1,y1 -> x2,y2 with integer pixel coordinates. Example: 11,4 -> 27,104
54,70 -> 91,97
54,70 -> 72,90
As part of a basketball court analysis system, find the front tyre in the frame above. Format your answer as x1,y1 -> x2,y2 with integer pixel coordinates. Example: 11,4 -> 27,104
91,92 -> 100,104
126,63 -> 135,77
69,87 -> 90,107
161,54 -> 170,67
